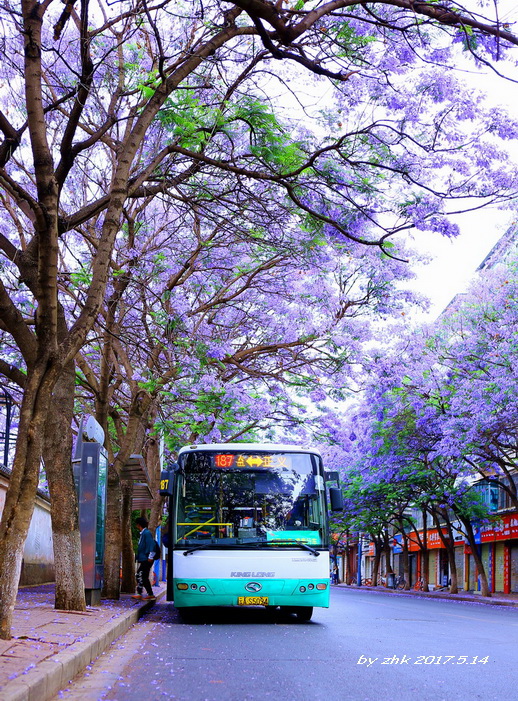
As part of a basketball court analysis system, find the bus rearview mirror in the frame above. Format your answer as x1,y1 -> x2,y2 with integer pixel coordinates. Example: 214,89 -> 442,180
329,487 -> 344,512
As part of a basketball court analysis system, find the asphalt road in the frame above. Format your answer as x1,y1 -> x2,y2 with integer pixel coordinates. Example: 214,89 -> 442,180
58,588 -> 518,701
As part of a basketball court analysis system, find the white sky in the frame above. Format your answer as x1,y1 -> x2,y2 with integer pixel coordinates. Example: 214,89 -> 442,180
293,2 -> 518,321
405,0 -> 518,319
408,208 -> 515,319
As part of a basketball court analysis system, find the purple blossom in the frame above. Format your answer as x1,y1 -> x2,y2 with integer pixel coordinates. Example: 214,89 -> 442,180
206,345 -> 228,360
309,389 -> 327,402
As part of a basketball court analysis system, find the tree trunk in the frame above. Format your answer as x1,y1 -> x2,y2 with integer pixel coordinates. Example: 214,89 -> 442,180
460,515 -> 491,597
120,479 -> 136,594
0,364 -> 57,638
421,508 -> 429,592
43,361 -> 86,611
448,553 -> 459,594
102,462 -> 122,599
371,537 -> 382,585
431,508 -> 458,595
383,530 -> 393,577
145,433 -> 163,533
102,392 -> 152,599
400,530 -> 411,590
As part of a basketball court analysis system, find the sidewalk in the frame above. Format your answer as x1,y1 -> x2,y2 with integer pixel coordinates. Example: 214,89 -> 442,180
0,582 -> 167,701
337,582 -> 518,606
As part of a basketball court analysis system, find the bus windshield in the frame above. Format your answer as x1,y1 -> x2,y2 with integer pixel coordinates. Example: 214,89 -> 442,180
174,451 -> 327,548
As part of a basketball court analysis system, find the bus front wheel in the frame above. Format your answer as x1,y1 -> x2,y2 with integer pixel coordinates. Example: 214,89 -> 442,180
177,607 -> 200,623
294,607 -> 313,622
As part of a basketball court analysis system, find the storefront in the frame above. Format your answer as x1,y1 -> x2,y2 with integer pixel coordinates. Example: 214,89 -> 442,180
371,513 -> 518,593
478,513 -> 518,593
332,532 -> 359,585
454,544 -> 464,588
362,541 -> 375,582
404,527 -> 449,587
510,541 -> 518,593
331,532 -> 349,584
494,542 -> 505,591
428,549 -> 437,584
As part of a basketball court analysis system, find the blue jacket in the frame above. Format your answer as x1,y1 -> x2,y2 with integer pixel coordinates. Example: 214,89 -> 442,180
136,528 -> 155,562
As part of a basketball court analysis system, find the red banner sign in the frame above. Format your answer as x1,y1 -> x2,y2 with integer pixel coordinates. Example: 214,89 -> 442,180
480,514 -> 518,542
405,527 -> 448,551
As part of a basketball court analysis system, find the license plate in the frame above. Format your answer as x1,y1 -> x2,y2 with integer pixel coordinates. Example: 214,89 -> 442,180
237,596 -> 269,606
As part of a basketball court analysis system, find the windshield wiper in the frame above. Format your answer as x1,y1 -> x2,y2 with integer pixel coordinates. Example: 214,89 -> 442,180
265,539 -> 320,557
183,542 -> 263,555
183,543 -> 217,555
183,541 -> 320,556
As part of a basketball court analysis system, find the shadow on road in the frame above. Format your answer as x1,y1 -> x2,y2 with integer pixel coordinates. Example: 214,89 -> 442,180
147,601 -> 319,626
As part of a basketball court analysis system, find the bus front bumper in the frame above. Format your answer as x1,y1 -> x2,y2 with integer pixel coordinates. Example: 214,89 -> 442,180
173,578 -> 330,608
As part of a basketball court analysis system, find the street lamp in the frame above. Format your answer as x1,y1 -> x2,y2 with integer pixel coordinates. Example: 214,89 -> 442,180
0,385 -> 14,468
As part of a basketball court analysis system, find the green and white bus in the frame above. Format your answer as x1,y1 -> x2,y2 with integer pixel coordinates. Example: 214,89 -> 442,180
160,443 -> 343,621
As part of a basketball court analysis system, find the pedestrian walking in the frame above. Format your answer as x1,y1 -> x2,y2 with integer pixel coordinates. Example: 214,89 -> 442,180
132,517 -> 156,601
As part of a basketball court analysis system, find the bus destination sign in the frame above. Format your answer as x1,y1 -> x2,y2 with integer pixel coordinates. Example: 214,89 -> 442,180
214,454 -> 292,469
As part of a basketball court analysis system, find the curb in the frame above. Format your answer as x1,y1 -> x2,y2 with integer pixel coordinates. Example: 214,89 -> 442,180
337,584 -> 518,607
1,590 -> 166,701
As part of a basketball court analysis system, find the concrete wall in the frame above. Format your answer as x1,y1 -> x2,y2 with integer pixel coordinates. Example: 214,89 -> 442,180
0,472 -> 55,585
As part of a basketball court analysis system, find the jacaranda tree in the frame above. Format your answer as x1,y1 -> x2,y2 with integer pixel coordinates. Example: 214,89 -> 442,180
341,255 -> 518,596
